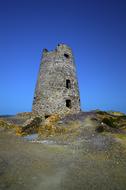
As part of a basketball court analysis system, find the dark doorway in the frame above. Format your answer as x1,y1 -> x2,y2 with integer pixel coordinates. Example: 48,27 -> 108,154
45,115 -> 50,119
66,79 -> 71,89
66,99 -> 71,108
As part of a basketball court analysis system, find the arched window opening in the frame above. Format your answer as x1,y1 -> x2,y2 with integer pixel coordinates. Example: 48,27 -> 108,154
66,99 -> 71,108
66,79 -> 71,89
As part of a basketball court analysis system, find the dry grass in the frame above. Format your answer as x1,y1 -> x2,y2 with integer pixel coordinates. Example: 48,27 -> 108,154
44,114 -> 61,124
0,119 -> 24,136
15,126 -> 27,136
39,114 -> 63,136
39,115 -> 81,138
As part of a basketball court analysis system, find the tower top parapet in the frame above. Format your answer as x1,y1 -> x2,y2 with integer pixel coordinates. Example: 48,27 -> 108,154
42,43 -> 71,54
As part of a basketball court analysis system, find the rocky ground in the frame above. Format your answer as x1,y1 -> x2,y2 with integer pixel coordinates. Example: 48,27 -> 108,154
0,111 -> 126,190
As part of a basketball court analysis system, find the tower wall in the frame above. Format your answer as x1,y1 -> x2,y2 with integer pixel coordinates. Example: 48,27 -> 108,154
32,44 -> 81,117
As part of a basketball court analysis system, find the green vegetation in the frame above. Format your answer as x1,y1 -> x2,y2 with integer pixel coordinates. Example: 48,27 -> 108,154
101,117 -> 117,128
115,133 -> 126,140
95,110 -> 109,115
95,110 -> 126,130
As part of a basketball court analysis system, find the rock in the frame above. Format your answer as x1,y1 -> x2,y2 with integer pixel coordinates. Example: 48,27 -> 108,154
17,117 -> 43,136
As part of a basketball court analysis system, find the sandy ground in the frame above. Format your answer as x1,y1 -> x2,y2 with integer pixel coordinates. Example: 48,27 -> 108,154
0,116 -> 126,190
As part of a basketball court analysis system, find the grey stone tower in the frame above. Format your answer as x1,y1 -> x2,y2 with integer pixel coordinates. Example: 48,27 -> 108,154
32,43 -> 80,117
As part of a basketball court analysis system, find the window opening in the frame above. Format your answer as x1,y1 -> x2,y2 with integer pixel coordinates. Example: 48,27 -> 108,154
66,99 -> 71,108
64,53 -> 69,58
66,79 -> 71,89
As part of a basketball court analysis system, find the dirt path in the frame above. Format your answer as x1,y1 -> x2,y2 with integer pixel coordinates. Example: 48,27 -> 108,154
0,124 -> 126,190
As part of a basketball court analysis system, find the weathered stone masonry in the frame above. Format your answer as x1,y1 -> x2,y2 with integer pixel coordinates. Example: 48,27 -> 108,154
32,43 -> 81,117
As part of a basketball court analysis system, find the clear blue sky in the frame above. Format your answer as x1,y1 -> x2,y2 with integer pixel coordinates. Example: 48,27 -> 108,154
0,0 -> 126,115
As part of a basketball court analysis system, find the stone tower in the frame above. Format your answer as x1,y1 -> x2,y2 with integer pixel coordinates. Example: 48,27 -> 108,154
32,43 -> 80,117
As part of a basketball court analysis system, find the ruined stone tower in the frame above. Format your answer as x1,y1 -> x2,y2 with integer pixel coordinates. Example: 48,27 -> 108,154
32,43 -> 80,117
